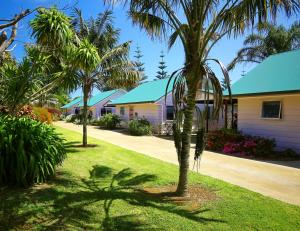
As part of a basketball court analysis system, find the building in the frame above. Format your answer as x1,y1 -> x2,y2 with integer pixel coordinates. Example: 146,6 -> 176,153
228,50 -> 300,153
78,89 -> 126,119
110,78 -> 216,133
61,97 -> 82,115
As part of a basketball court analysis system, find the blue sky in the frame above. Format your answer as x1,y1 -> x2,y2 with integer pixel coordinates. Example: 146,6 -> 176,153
2,0 -> 298,97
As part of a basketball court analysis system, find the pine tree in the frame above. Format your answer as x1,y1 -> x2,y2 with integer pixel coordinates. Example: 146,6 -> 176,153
221,78 -> 228,91
156,50 -> 168,79
134,45 -> 147,83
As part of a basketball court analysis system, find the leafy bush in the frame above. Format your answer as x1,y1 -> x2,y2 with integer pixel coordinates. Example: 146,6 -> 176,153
33,107 -> 52,124
98,113 -> 121,129
128,118 -> 152,136
47,108 -> 61,121
0,116 -> 66,187
65,114 -> 77,123
16,105 -> 37,120
206,129 -> 276,158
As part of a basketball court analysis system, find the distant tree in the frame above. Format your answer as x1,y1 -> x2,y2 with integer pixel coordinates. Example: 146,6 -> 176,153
134,45 -> 147,83
228,21 -> 300,71
220,78 -> 227,91
156,50 -> 168,79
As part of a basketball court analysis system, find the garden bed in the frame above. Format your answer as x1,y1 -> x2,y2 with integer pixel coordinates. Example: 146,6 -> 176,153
206,129 -> 300,161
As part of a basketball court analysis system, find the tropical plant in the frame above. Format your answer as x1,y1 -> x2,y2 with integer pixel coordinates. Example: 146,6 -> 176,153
31,8 -> 140,147
0,48 -> 52,115
0,115 -> 66,187
106,0 -> 300,195
98,113 -> 121,129
128,118 -> 152,136
156,50 -> 168,79
228,21 -> 300,70
33,107 -> 52,124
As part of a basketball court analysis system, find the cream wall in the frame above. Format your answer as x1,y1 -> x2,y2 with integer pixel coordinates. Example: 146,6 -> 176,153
116,103 -> 161,126
238,94 -> 300,153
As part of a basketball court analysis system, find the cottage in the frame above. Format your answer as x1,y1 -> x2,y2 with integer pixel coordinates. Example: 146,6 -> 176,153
78,89 -> 126,119
228,50 -> 300,153
110,78 -> 215,133
61,96 -> 82,115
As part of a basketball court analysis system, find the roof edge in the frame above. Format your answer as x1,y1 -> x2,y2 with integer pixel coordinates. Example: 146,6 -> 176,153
109,100 -> 156,106
225,89 -> 300,98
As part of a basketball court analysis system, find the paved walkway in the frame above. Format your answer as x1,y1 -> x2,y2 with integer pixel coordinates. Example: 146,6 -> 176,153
55,121 -> 300,206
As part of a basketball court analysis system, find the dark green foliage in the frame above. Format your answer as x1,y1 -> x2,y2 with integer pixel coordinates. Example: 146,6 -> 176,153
0,115 -> 66,187
228,21 -> 300,71
206,129 -> 277,158
128,118 -> 152,136
134,45 -> 147,83
98,113 -> 121,129
156,50 -> 168,79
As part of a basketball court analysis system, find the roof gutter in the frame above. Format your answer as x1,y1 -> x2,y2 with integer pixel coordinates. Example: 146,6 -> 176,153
224,90 -> 300,98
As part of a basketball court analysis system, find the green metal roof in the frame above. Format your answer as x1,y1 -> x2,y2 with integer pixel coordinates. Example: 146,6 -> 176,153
110,78 -> 174,105
225,49 -> 300,96
78,90 -> 118,107
61,97 -> 82,109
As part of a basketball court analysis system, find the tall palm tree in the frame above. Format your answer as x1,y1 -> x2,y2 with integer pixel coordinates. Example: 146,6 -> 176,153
228,21 -> 300,70
105,0 -> 300,195
31,8 -> 139,146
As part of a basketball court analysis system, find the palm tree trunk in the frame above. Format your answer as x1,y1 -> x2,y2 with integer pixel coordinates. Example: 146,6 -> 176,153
224,100 -> 228,129
176,88 -> 197,196
82,84 -> 90,146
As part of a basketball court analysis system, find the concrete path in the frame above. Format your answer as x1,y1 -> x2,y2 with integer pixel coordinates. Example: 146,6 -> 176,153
55,121 -> 300,206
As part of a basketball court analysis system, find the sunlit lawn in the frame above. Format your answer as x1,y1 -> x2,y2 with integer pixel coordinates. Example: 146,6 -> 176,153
1,126 -> 300,230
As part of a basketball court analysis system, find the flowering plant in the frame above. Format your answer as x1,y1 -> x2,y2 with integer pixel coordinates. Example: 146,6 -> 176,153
206,129 -> 276,158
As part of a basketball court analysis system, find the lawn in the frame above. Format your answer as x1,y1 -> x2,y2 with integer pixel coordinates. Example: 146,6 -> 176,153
1,127 -> 300,230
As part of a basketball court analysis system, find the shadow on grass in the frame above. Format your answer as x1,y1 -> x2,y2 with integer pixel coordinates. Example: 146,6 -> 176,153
0,165 -> 224,230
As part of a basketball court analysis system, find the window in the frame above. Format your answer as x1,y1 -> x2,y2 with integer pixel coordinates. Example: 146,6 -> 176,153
101,108 -> 112,116
101,108 -> 106,116
261,101 -> 282,119
166,106 -> 174,120
120,107 -> 125,116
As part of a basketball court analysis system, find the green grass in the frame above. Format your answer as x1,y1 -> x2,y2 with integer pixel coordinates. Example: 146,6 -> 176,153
1,127 -> 300,230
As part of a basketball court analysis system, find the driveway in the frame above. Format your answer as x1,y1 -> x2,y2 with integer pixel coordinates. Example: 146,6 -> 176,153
55,121 -> 300,206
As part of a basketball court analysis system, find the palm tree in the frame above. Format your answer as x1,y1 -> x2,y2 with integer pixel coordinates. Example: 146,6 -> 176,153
31,8 -> 139,146
228,21 -> 300,71
105,0 -> 300,196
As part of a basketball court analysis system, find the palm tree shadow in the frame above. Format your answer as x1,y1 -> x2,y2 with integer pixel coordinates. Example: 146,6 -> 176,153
0,165 -> 225,230
84,165 -> 224,230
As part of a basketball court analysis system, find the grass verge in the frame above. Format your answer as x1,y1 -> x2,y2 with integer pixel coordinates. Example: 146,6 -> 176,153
1,126 -> 299,230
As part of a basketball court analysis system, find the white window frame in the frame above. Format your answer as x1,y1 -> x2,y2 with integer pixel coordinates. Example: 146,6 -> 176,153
261,100 -> 282,120
120,106 -> 125,116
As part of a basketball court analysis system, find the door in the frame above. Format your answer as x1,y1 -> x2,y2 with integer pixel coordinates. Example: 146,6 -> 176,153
129,106 -> 134,120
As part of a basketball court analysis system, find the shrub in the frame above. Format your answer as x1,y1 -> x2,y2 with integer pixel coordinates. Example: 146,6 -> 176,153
65,114 -> 77,123
47,108 -> 61,121
16,105 -> 37,120
33,107 -> 52,124
128,118 -> 152,136
0,115 -> 66,187
98,113 -> 121,129
206,129 -> 276,158
206,129 -> 244,151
